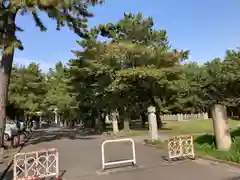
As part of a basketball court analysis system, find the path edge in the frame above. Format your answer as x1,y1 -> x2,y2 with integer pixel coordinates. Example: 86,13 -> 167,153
197,156 -> 240,169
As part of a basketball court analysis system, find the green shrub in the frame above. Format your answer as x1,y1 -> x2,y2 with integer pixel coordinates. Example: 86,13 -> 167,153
194,128 -> 240,163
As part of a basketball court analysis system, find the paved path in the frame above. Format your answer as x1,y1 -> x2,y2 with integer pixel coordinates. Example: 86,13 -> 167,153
6,127 -> 240,180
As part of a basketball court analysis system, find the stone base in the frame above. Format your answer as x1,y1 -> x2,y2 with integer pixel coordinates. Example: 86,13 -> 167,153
19,134 -> 25,146
12,135 -> 19,148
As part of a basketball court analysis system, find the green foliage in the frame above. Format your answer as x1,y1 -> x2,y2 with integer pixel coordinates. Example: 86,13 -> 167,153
195,128 -> 240,163
69,12 -> 189,124
8,63 -> 46,116
6,11 -> 240,128
0,0 -> 103,53
44,62 -> 78,118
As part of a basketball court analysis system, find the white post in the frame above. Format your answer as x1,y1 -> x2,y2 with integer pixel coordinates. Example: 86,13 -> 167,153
111,110 -> 119,134
59,115 -> 63,127
39,115 -> 42,128
203,112 -> 209,119
180,113 -> 183,121
105,114 -> 111,124
177,114 -> 181,121
147,106 -> 158,141
54,108 -> 58,125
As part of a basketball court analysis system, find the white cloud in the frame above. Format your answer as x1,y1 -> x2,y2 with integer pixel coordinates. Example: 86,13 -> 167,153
14,57 -> 67,73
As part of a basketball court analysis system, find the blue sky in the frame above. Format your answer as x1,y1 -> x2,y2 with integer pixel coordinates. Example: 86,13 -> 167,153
15,0 -> 240,71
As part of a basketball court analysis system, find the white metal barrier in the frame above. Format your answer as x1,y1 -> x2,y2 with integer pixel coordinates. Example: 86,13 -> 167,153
13,148 -> 60,180
167,135 -> 195,160
101,138 -> 136,170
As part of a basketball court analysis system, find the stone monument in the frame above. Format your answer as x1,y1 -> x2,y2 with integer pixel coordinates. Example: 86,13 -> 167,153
211,104 -> 232,150
147,106 -> 158,141
111,110 -> 119,134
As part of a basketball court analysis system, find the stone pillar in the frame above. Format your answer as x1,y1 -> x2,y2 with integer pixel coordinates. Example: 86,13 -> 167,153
39,116 -> 42,128
59,116 -> 64,127
55,113 -> 58,125
54,108 -> 58,125
111,110 -> 119,134
177,114 -> 183,121
197,113 -> 201,119
105,114 -> 111,124
203,112 -> 208,120
147,106 -> 158,141
211,104 -> 232,150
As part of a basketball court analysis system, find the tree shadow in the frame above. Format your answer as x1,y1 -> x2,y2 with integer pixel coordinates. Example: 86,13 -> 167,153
129,120 -> 172,131
227,177 -> 240,180
194,134 -> 216,146
3,168 -> 66,180
230,127 -> 240,138
26,128 -> 97,145
194,127 -> 240,146
229,116 -> 240,120
2,169 -> 13,180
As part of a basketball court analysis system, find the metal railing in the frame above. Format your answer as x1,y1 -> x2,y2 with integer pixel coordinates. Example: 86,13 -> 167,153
101,138 -> 136,170
167,135 -> 195,160
13,148 -> 60,180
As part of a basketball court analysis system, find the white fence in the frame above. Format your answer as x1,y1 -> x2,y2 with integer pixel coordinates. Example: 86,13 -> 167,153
161,112 -> 209,121
13,148 -> 59,180
167,135 -> 195,160
101,138 -> 136,170
105,112 -> 209,124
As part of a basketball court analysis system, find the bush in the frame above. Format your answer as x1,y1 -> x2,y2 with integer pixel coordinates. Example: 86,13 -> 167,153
195,128 -> 240,163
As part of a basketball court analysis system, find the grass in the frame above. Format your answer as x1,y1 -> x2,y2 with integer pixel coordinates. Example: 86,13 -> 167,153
195,129 -> 240,163
161,119 -> 240,135
120,119 -> 240,137
145,127 -> 240,164
115,119 -> 240,163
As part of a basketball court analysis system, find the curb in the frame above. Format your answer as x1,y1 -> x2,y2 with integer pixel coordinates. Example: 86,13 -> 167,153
0,133 -> 33,180
197,156 -> 240,169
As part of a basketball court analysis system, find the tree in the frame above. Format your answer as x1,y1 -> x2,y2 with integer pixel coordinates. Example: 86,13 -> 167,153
0,0 -> 103,153
8,63 -> 46,119
221,50 -> 240,108
7,65 -> 26,119
69,13 -> 189,132
69,30 -> 113,129
171,62 -> 206,113
97,13 -> 188,130
44,62 -> 77,126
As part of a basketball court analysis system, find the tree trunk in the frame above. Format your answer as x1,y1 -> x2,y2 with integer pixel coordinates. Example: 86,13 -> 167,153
0,11 -> 17,161
0,47 -> 15,160
122,106 -> 130,132
140,112 -> 147,129
150,96 -> 163,129
101,112 -> 106,130
96,117 -> 103,132
123,120 -> 130,132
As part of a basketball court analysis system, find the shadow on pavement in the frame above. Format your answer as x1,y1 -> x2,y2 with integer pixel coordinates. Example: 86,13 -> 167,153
27,127 -> 98,145
228,177 -> 240,180
3,169 -> 66,180
3,169 -> 13,180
